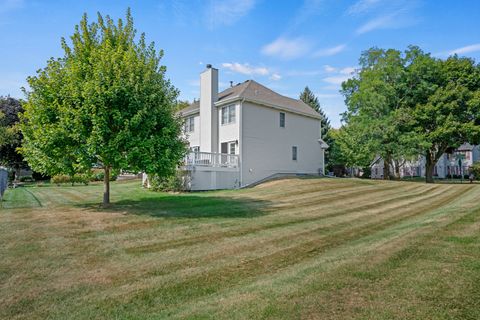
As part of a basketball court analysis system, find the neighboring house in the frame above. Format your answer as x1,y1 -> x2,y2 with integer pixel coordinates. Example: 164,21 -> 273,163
178,64 -> 328,190
371,143 -> 480,179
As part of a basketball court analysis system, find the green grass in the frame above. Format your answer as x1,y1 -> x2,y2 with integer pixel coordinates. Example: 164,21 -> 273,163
1,178 -> 479,319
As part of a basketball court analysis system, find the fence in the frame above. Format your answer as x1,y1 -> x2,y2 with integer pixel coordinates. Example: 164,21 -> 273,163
184,151 -> 239,168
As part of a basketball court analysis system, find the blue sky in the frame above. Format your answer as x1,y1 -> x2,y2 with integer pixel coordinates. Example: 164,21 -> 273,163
1,0 -> 479,127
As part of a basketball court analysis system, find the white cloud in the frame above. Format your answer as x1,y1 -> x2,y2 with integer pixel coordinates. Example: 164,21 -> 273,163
448,43 -> 480,56
314,93 -> 340,99
356,14 -> 395,34
354,1 -> 420,34
321,85 -> 340,91
340,67 -> 356,75
205,0 -> 256,29
261,37 -> 311,59
347,0 -> 383,15
313,44 -> 347,57
270,73 -> 282,81
221,62 -> 269,76
324,65 -> 337,73
290,0 -> 325,28
323,75 -> 351,85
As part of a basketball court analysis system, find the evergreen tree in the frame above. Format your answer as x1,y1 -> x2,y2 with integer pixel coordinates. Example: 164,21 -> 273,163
300,86 -> 333,166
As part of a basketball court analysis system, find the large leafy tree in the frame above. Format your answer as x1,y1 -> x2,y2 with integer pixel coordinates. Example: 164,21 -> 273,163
21,9 -> 187,205
406,52 -> 480,183
341,47 -> 421,179
328,123 -> 373,174
299,86 -> 333,165
0,96 -> 26,178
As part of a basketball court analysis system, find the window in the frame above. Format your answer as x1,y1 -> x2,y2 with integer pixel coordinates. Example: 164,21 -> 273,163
184,116 -> 195,132
280,112 -> 285,128
190,146 -> 199,153
229,142 -> 236,155
221,105 -> 236,125
221,141 -> 236,154
292,146 -> 297,161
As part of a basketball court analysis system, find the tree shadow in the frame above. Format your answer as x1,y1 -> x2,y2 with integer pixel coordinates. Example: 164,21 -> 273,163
78,193 -> 272,219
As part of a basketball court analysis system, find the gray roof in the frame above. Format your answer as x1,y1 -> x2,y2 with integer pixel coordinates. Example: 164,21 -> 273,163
179,80 -> 321,119
457,143 -> 474,151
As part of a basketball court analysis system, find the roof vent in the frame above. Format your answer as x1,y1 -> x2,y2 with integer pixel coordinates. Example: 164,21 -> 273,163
206,64 -> 212,69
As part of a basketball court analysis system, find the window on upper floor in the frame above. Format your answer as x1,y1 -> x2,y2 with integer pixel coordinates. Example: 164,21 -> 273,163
292,146 -> 297,161
184,116 -> 195,132
280,112 -> 285,128
221,105 -> 236,125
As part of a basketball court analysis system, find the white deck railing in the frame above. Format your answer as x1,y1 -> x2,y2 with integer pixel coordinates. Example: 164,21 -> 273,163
184,151 -> 239,168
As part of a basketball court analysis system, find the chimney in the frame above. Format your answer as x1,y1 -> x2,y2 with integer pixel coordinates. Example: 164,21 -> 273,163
199,64 -> 219,153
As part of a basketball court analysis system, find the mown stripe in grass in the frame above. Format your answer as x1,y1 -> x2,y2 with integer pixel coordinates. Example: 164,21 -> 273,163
112,186 -> 471,311
124,184 -> 437,255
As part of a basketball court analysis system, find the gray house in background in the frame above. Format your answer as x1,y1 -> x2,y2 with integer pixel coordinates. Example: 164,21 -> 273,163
371,143 -> 480,179
177,65 -> 328,190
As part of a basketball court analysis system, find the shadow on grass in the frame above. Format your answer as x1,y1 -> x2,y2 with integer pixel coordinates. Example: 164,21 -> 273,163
79,193 -> 272,219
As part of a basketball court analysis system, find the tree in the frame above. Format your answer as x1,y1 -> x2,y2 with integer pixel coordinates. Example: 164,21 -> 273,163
20,9 -> 187,206
328,123 -> 373,175
175,100 -> 190,112
341,47 -> 422,180
0,96 -> 26,179
406,53 -> 480,183
299,86 -> 333,165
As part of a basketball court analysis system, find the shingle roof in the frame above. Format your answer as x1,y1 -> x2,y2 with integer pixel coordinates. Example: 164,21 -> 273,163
178,80 -> 321,119
457,143 -> 474,151
178,100 -> 199,116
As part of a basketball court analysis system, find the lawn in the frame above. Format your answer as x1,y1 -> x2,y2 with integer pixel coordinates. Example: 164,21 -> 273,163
1,178 -> 479,319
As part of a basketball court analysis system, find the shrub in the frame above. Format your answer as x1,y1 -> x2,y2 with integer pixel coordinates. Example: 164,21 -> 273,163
361,167 -> 371,179
73,173 -> 90,185
51,174 -> 71,185
149,171 -> 190,192
469,163 -> 480,179
90,169 -> 118,182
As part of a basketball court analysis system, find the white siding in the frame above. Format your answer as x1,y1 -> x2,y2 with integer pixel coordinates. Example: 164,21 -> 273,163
218,103 -> 240,152
183,114 -> 200,148
240,101 -> 324,186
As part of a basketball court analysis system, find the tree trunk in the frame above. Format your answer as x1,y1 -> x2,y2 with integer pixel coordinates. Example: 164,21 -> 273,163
425,153 -> 434,183
383,154 -> 391,180
394,161 -> 401,179
13,165 -> 20,182
103,166 -> 110,207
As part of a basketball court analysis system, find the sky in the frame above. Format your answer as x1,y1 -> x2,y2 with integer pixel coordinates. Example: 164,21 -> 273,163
0,0 -> 479,127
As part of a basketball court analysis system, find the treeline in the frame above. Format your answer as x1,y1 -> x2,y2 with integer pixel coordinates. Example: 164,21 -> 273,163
331,46 -> 480,183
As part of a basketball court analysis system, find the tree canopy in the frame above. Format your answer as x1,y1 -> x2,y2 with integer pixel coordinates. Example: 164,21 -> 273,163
20,9 -> 187,205
0,96 -> 25,175
340,46 -> 480,183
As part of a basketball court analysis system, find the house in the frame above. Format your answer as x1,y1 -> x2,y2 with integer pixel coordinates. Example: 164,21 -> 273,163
371,143 -> 480,179
178,64 -> 328,190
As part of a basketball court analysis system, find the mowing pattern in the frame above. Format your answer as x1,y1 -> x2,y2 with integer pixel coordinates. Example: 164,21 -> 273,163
1,179 -> 479,319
